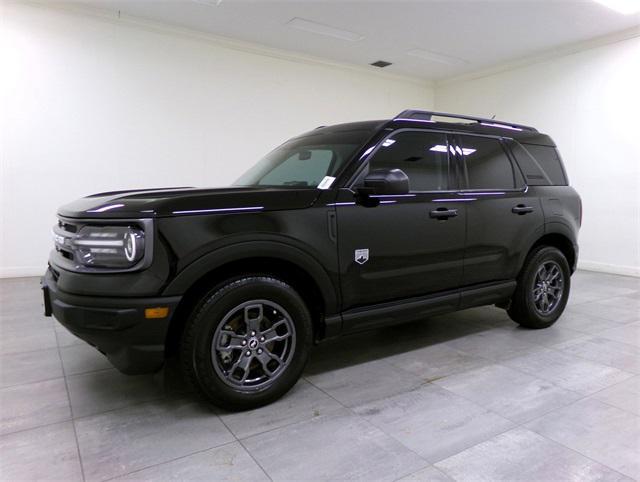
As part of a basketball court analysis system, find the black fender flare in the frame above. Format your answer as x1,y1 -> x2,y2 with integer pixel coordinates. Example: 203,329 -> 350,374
518,221 -> 579,272
161,240 -> 339,314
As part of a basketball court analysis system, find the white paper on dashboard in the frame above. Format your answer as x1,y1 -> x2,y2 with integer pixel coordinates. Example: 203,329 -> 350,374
317,176 -> 336,190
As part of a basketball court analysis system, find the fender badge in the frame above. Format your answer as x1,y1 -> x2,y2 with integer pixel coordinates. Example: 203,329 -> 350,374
355,248 -> 369,265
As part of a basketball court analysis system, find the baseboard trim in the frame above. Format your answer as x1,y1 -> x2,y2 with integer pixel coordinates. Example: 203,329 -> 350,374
578,261 -> 640,278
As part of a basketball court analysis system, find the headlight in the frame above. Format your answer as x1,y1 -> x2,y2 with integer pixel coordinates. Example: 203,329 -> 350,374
73,225 -> 145,268
52,218 -> 153,273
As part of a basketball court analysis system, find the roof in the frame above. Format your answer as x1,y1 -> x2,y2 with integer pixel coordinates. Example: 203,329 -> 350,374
308,110 -> 555,146
388,109 -> 554,145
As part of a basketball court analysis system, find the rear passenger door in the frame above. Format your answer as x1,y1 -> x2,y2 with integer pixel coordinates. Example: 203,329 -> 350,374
455,134 -> 544,286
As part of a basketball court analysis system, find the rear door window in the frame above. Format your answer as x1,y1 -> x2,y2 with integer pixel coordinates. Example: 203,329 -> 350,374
458,135 -> 516,190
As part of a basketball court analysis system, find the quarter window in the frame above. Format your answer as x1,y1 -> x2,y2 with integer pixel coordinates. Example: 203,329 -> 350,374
458,136 -> 515,190
521,144 -> 567,185
366,131 -> 451,191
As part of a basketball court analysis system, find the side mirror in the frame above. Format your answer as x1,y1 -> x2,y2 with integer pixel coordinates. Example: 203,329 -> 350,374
360,168 -> 410,195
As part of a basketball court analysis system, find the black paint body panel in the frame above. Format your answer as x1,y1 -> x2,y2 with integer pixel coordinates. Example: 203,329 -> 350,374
44,115 -> 581,374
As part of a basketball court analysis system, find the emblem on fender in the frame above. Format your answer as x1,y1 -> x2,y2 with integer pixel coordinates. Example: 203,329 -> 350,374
355,248 -> 369,265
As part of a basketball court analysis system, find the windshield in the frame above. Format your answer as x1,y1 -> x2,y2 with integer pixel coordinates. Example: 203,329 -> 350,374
233,128 -> 373,188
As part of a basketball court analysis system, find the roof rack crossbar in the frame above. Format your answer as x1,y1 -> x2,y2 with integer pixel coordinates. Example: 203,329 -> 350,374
393,109 -> 537,132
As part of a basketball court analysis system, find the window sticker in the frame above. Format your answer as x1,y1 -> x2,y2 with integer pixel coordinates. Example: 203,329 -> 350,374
317,176 -> 336,190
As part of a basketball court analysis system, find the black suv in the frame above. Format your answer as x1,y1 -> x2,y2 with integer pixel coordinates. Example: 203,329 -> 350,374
43,110 -> 581,410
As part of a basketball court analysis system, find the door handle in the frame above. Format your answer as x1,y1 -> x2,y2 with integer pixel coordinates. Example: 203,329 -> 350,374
512,204 -> 534,215
430,207 -> 458,219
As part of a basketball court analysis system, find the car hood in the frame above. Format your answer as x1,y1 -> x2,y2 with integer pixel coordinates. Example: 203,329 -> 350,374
57,186 -> 322,219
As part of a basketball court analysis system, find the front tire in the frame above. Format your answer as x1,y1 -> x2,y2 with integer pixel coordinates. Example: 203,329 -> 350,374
508,246 -> 570,329
180,276 -> 312,411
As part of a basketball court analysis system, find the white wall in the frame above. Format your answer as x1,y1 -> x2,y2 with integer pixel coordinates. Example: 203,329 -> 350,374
435,36 -> 640,277
0,2 -> 433,277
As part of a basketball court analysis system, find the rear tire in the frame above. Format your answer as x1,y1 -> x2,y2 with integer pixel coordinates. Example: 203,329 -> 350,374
508,246 -> 570,329
180,276 -> 312,411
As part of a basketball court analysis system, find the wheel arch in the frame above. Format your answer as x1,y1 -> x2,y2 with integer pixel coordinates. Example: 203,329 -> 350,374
527,231 -> 577,273
163,243 -> 339,357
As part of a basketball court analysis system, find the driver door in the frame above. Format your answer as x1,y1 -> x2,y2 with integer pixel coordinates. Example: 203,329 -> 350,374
335,129 -> 467,318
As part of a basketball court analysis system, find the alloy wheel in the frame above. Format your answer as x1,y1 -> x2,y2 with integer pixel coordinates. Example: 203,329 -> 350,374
211,300 -> 296,391
532,261 -> 564,315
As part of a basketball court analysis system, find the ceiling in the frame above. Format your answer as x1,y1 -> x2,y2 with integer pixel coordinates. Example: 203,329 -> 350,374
59,0 -> 640,81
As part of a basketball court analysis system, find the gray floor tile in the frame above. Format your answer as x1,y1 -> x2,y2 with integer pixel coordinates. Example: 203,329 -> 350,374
0,300 -> 47,320
218,379 -> 342,439
0,308 -> 51,328
76,398 -> 234,481
353,384 -> 515,463
597,295 -> 640,313
555,310 -> 623,334
397,465 -> 454,481
558,337 -> 640,374
55,324 -> 84,347
0,421 -> 83,481
413,316 -> 490,344
0,280 -> 45,318
0,378 -> 71,435
441,306 -> 513,328
591,376 -> 640,416
526,398 -> 640,479
435,427 -> 632,482
566,289 -> 605,306
568,302 -> 639,324
503,347 -> 634,395
60,343 -> 112,376
571,273 -> 639,296
385,342 -> 491,382
242,408 -> 429,481
433,364 -> 581,423
304,318 -> 484,373
67,368 -> 165,418
599,322 -> 640,348
0,321 -> 58,355
306,359 -> 423,407
442,329 -> 541,361
1,272 -> 638,481
0,277 -> 42,301
0,347 -> 63,388
496,324 -> 587,347
115,441 -> 269,481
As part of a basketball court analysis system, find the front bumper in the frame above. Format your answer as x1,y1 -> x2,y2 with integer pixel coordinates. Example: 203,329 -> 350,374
42,268 -> 181,374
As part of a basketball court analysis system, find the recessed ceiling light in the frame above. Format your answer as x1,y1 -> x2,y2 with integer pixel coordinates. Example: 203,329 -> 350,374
593,0 -> 640,14
407,48 -> 468,66
287,18 -> 364,42
370,60 -> 392,68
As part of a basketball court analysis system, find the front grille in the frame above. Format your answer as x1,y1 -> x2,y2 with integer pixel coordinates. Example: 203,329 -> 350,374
58,219 -> 78,233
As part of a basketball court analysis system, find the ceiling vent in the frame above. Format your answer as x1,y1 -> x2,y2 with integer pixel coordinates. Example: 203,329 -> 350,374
370,60 -> 392,68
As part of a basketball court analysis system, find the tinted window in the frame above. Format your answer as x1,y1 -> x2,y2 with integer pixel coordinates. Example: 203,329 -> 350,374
508,141 -> 551,186
367,131 -> 450,191
234,128 -> 372,188
458,135 -> 515,190
521,143 -> 567,185
258,149 -> 333,187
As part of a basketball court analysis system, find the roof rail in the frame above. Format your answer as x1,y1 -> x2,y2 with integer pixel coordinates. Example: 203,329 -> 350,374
393,109 -> 537,132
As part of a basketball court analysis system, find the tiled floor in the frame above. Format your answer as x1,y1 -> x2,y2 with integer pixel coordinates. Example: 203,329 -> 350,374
1,271 -> 639,481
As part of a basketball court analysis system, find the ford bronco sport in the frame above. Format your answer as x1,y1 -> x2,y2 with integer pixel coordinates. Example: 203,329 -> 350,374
43,110 -> 581,410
